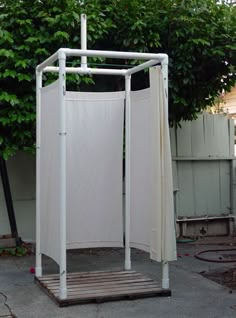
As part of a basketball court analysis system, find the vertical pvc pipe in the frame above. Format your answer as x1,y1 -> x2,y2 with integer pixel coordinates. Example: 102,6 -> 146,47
124,75 -> 131,270
35,70 -> 42,277
81,14 -> 87,69
162,261 -> 169,289
161,58 -> 170,289
58,50 -> 67,299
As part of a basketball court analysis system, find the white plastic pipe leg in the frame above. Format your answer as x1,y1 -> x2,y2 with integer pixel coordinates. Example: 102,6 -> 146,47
162,261 -> 170,289
124,74 -> 131,271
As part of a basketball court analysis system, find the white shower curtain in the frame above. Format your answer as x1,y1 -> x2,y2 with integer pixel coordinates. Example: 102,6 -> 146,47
65,91 -> 125,250
130,66 -> 177,262
149,66 -> 177,262
40,80 -> 61,264
39,67 -> 176,265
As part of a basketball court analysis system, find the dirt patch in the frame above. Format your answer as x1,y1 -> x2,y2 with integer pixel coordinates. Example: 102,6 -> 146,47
0,242 -> 33,257
202,267 -> 236,290
188,236 -> 236,246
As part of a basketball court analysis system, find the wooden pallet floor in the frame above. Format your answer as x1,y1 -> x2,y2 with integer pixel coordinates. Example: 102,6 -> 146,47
35,270 -> 171,307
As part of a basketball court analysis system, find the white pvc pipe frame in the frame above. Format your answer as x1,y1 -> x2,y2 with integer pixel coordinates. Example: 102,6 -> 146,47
36,48 -> 169,299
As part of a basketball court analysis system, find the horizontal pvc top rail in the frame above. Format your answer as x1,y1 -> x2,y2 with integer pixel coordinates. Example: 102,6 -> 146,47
42,66 -> 127,76
36,48 -> 168,75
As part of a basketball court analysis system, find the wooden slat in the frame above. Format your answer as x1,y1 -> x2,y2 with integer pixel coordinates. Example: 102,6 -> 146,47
177,161 -> 195,217
192,161 -> 206,217
228,119 -> 234,157
53,285 -> 161,299
50,281 -> 159,293
215,115 -> 230,156
204,113 -> 217,156
231,159 -> 236,216
40,273 -> 143,284
43,279 -> 154,290
191,114 -> 205,157
219,160 -> 231,213
42,276 -> 151,288
176,121 -> 192,156
42,274 -> 143,285
39,271 -> 138,282
55,286 -> 160,299
64,287 -> 169,301
39,270 -> 136,281
56,285 -> 162,297
169,127 -> 177,157
35,270 -> 170,307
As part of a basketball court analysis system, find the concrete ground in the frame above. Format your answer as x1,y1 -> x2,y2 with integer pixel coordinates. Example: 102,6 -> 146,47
0,243 -> 236,318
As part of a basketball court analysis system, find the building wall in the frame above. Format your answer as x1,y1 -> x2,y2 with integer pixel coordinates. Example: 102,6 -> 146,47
0,152 -> 35,241
222,86 -> 236,115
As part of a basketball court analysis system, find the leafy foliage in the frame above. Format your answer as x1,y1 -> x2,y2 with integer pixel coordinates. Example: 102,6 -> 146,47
0,0 -> 235,158
101,0 -> 236,122
0,0 -> 110,159
0,246 -> 27,256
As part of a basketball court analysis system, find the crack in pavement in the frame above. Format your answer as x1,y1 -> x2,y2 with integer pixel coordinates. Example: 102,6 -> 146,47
0,292 -> 17,318
95,304 -> 99,318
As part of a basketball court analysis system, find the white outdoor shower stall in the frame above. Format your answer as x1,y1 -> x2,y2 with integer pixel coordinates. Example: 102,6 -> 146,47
35,44 -> 177,305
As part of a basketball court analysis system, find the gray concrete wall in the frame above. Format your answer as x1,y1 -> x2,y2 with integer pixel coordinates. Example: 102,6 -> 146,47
0,152 -> 35,241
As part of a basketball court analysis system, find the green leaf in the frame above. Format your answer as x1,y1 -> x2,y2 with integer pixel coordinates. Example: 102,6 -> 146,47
0,91 -> 20,106
15,60 -> 28,68
35,48 -> 49,55
2,69 -> 17,78
16,44 -> 31,52
54,31 -> 69,40
25,36 -> 39,43
0,29 -> 13,44
73,12 -> 80,21
192,38 -> 210,46
0,49 -> 14,58
17,74 -> 31,81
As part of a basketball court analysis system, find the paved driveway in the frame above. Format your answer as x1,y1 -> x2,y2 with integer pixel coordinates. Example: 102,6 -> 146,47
0,244 -> 235,318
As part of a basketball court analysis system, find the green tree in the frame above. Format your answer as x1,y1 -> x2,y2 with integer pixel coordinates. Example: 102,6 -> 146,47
0,0 -> 235,158
0,0 -> 111,159
101,0 -> 236,122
